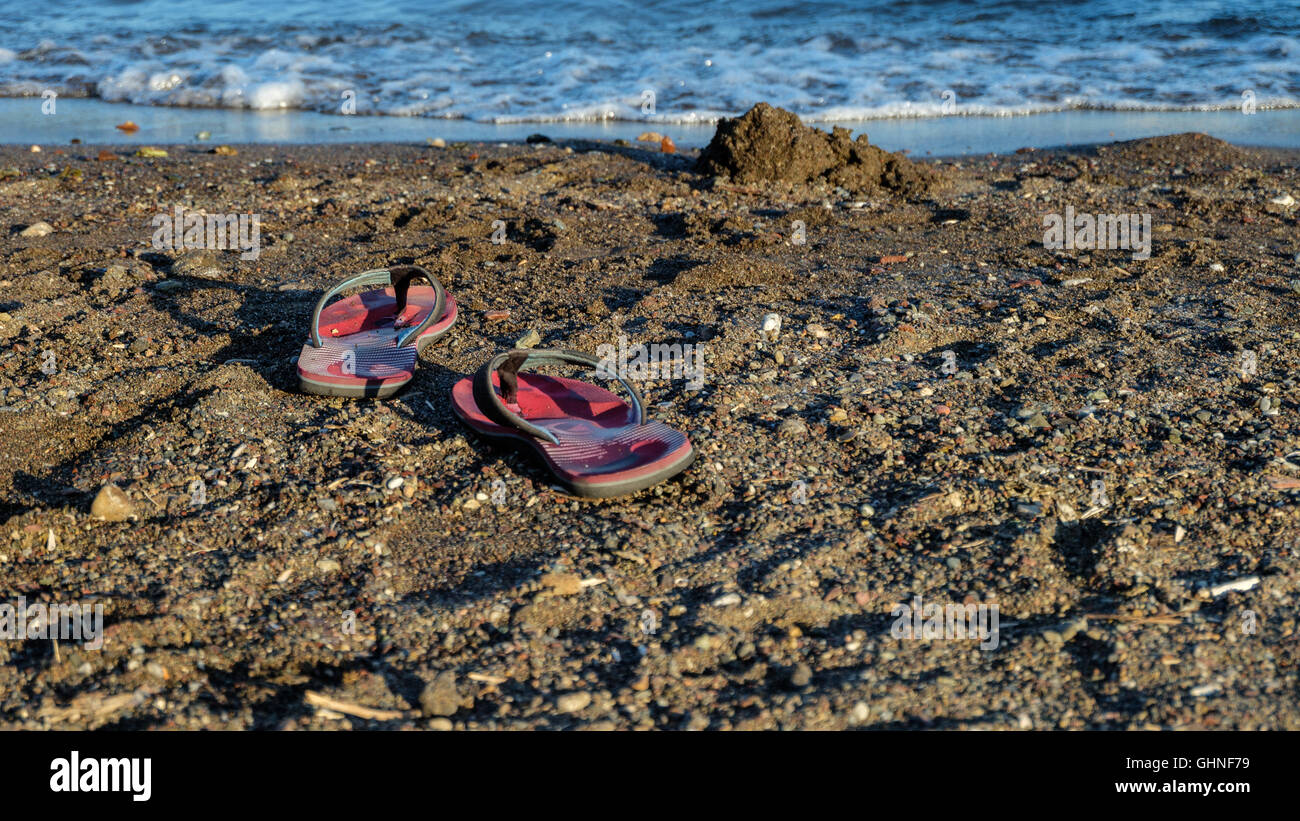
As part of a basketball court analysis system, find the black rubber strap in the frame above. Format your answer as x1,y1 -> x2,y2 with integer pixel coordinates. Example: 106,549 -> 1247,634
472,348 -> 645,446
308,265 -> 446,348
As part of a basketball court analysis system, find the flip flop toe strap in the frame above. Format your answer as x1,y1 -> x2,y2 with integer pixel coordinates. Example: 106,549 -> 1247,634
472,348 -> 645,446
308,265 -> 447,349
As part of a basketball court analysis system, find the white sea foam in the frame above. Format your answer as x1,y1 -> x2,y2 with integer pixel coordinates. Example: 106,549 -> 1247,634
0,0 -> 1297,122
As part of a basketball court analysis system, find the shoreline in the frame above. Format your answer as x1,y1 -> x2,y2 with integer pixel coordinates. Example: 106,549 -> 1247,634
4,98 -> 1300,156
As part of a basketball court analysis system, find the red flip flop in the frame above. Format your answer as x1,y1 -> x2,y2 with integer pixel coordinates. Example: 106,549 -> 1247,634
451,349 -> 695,498
296,265 -> 457,398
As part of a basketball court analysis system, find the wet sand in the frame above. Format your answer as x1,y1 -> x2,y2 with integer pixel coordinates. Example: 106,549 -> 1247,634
2,131 -> 1299,729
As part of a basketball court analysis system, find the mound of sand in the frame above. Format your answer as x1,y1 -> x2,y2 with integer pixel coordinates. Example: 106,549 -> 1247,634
696,103 -> 937,196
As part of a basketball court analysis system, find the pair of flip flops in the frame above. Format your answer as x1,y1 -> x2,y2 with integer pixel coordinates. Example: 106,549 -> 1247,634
297,266 -> 695,498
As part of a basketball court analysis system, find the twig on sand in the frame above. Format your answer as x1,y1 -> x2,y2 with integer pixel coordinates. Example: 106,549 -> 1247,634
1265,474 -> 1300,490
1085,612 -> 1183,625
304,691 -> 409,721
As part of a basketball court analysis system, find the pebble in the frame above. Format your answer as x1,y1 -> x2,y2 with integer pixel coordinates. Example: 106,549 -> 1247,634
90,483 -> 133,522
385,476 -> 404,491
515,329 -> 541,349
806,323 -> 829,339
762,313 -> 782,341
316,558 -> 341,573
420,671 -> 463,717
556,691 -> 592,713
712,592 -> 742,607
19,222 -> 53,238
789,663 -> 813,688
1209,262 -> 1225,272
777,417 -> 808,438
427,138 -> 447,148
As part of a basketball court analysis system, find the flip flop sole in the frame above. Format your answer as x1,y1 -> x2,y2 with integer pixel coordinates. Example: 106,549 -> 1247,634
451,372 -> 694,498
297,291 -> 457,398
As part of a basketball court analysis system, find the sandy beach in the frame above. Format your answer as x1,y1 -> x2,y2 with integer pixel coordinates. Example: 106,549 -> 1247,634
2,115 -> 1299,729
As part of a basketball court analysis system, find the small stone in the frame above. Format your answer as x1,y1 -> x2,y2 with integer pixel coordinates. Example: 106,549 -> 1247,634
19,222 -> 53,238
789,663 -> 813,688
515,329 -> 541,349
556,691 -> 592,713
90,483 -> 133,521
762,313 -> 782,341
1026,412 -> 1050,430
195,131 -> 211,140
525,133 -> 551,144
211,145 -> 237,156
777,417 -> 808,438
859,503 -> 875,518
712,592 -> 742,607
427,138 -> 447,148
806,323 -> 829,339
316,558 -> 341,573
171,251 -> 223,279
420,671 -> 462,717
849,701 -> 870,725
135,147 -> 168,158
385,476 -> 404,491
1209,262 -> 1225,272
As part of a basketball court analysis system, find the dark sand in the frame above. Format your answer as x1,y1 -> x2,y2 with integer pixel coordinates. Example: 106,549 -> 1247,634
2,130 -> 1299,729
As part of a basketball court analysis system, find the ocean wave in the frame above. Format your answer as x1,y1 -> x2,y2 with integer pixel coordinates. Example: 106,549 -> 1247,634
1,0 -> 1297,123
